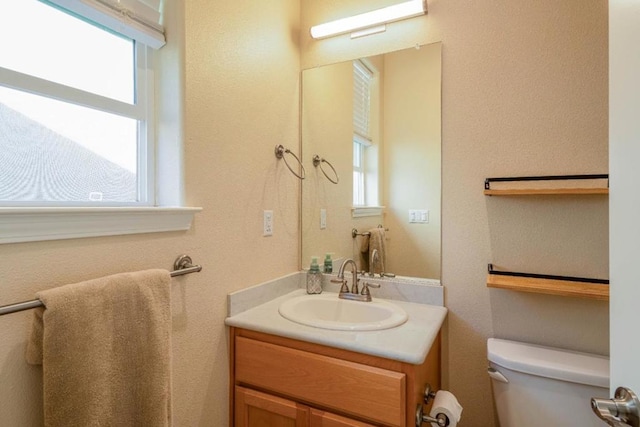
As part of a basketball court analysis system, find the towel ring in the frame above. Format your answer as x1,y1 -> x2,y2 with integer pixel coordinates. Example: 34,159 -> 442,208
275,145 -> 306,180
313,155 -> 339,184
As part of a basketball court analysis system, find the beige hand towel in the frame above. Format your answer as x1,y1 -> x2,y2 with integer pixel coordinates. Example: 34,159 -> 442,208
358,233 -> 370,272
26,269 -> 172,427
369,227 -> 387,274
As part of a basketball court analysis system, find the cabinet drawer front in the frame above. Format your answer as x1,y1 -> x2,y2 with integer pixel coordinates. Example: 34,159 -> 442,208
235,337 -> 405,426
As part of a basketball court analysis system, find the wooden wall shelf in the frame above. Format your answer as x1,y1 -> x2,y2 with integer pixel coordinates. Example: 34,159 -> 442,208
484,188 -> 609,196
484,174 -> 609,196
484,175 -> 609,300
486,265 -> 609,301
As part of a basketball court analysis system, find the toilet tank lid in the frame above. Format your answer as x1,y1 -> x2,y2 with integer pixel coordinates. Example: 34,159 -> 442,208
488,338 -> 609,388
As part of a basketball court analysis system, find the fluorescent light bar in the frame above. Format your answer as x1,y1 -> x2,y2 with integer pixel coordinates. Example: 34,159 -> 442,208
310,0 -> 426,40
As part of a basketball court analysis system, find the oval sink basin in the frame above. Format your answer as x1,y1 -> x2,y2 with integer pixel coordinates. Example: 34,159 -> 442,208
278,294 -> 408,331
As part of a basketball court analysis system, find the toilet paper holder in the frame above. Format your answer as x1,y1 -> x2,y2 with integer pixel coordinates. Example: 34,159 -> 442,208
415,384 -> 450,427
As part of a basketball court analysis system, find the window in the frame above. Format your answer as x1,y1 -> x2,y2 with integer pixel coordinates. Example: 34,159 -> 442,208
353,60 -> 372,206
353,141 -> 366,205
0,0 -> 155,205
352,59 -> 380,215
0,0 -> 200,243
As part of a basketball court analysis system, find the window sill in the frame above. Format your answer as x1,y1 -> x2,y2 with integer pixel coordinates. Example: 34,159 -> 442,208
0,207 -> 202,244
351,206 -> 384,218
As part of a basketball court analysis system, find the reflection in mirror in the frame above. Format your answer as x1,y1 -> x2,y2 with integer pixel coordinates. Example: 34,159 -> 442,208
302,42 -> 441,280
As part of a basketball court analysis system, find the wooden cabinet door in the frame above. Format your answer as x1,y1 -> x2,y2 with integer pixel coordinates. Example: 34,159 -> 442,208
309,408 -> 376,427
235,386 -> 309,427
235,336 -> 405,426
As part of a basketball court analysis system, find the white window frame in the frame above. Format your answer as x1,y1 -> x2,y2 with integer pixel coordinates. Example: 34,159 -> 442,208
0,0 -> 199,244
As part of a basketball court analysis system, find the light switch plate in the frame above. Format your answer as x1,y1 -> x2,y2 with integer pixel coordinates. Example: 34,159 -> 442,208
409,209 -> 429,224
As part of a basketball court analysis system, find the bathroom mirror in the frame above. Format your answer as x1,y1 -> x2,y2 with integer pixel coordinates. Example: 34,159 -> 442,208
301,42 -> 441,280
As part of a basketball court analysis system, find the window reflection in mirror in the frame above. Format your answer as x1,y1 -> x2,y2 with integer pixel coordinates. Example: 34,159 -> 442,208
302,42 -> 441,281
352,59 -> 378,207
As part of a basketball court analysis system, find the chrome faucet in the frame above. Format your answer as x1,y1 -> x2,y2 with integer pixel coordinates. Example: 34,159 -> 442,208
367,249 -> 396,278
369,249 -> 380,277
331,259 -> 380,302
335,258 -> 359,294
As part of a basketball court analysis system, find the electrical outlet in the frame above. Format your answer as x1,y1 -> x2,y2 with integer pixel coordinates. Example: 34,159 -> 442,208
263,210 -> 273,236
320,209 -> 327,229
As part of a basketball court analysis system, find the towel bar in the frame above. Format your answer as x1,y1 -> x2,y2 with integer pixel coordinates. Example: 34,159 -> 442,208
0,255 -> 203,317
352,225 -> 389,239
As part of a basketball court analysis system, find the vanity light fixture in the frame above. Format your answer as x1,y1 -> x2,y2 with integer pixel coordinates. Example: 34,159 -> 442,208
310,0 -> 427,40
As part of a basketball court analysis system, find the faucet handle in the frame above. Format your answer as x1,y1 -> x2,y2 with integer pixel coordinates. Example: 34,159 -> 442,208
361,282 -> 380,298
331,278 -> 350,294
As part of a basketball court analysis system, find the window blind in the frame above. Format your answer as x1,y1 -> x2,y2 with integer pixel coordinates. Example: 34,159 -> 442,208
353,60 -> 373,143
45,0 -> 165,48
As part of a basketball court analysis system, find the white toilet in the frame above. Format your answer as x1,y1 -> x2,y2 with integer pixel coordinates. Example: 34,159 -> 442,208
487,338 -> 609,427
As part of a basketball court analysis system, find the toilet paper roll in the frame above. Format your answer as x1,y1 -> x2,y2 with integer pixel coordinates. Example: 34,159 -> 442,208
430,390 -> 463,427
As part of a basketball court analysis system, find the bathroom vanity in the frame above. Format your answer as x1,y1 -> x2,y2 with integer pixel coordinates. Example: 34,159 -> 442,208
230,327 -> 440,427
225,275 -> 447,427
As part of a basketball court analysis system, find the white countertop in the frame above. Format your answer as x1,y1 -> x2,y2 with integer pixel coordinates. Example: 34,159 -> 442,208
225,289 -> 447,365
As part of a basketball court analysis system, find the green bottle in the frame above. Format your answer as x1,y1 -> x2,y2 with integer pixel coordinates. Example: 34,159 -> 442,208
323,253 -> 333,274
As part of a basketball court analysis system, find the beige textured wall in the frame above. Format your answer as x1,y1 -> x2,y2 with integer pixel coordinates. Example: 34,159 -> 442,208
383,43 -> 441,279
302,1 -> 608,426
0,1 -> 300,426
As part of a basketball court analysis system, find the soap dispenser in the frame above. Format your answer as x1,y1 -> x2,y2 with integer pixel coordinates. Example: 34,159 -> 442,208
306,256 -> 322,294
323,253 -> 333,274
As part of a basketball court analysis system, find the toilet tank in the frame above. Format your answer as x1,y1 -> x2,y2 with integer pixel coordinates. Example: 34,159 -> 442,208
487,338 -> 609,427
